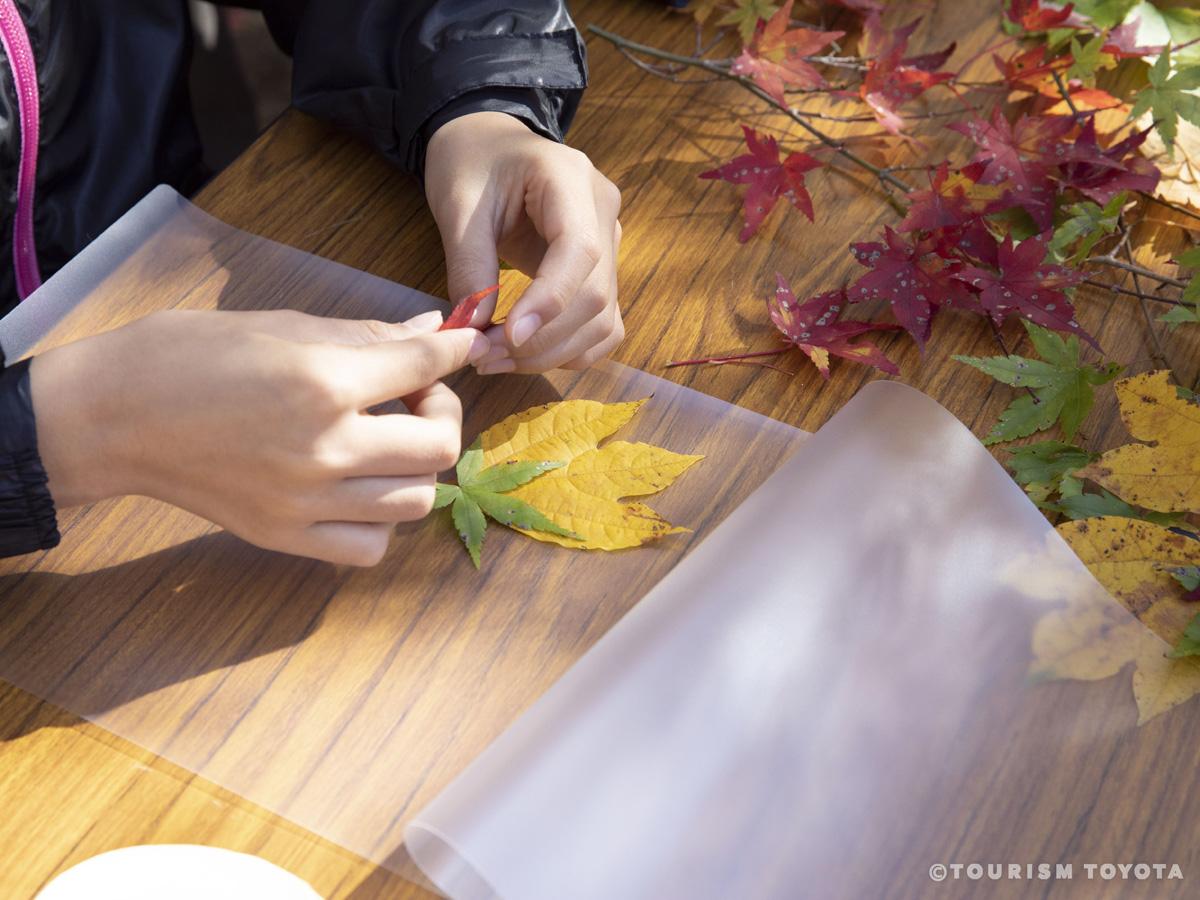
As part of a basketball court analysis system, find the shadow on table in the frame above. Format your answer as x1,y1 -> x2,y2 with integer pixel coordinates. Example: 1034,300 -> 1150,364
0,531 -> 345,743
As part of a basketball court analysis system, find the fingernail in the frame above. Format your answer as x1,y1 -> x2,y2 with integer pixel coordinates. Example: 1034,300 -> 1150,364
406,310 -> 444,332
467,332 -> 491,363
476,358 -> 516,376
510,314 -> 542,348
475,344 -> 510,365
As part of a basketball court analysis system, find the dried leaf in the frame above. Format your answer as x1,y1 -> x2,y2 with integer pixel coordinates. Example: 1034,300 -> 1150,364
440,284 -> 500,331
1077,370 -> 1200,513
478,400 -> 703,551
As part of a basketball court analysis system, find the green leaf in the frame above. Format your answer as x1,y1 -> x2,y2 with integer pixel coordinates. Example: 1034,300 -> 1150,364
433,483 -> 459,510
1168,565 -> 1200,593
451,493 -> 487,568
1051,488 -> 1187,525
456,437 -> 483,484
1048,195 -> 1124,265
469,460 -> 565,493
1071,0 -> 1139,30
1170,611 -> 1200,658
954,323 -> 1123,444
1067,35 -> 1115,82
439,436 -> 580,566
1124,3 -> 1200,68
718,0 -> 778,43
1129,50 -> 1200,154
1008,441 -> 1097,487
465,488 -> 581,540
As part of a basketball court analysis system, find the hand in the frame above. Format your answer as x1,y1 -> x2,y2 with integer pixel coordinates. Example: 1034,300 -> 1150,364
424,111 -> 624,374
30,308 -> 488,566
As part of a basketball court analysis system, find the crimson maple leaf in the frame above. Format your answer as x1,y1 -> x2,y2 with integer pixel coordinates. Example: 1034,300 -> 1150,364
1054,119 -> 1159,203
440,284 -> 500,331
848,226 -> 969,349
1005,0 -> 1074,31
768,277 -> 900,378
699,125 -> 821,241
731,0 -> 844,105
828,0 -> 882,12
953,232 -> 1098,347
858,14 -> 955,135
993,46 -> 1069,92
897,162 -> 1004,233
950,111 -> 1074,228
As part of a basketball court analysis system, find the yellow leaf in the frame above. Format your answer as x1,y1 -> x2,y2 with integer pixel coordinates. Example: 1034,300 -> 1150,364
1076,370 -> 1200,513
1138,111 -> 1200,214
1026,518 -> 1200,724
478,400 -> 703,551
1056,516 -> 1200,645
1029,595 -> 1143,684
1131,638 -> 1200,725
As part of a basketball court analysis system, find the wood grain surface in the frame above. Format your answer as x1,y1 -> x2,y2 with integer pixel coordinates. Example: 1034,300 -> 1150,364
0,1 -> 1198,898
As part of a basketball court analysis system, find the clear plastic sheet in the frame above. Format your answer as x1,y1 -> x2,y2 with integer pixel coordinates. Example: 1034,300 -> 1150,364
0,188 -> 1162,899
406,382 -> 1147,900
0,189 -> 805,887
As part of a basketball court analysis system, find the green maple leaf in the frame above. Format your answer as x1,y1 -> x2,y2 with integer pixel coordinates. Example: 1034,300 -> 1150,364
1070,0 -> 1139,30
1129,49 -> 1200,155
1007,440 -> 1097,508
954,321 -> 1123,445
719,0 -> 778,44
1048,194 -> 1124,265
1159,246 -> 1200,328
434,439 -> 580,568
1066,35 -> 1115,82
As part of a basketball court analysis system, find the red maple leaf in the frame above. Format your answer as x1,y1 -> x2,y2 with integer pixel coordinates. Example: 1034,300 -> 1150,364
858,14 -> 956,135
1054,119 -> 1160,203
731,0 -> 844,106
828,0 -> 883,12
1005,0 -> 1075,31
953,233 -> 1098,347
950,111 -> 1073,228
440,284 -> 500,331
897,162 -> 1004,233
768,277 -> 900,378
993,46 -> 1069,92
699,125 -> 822,241
848,226 -> 969,349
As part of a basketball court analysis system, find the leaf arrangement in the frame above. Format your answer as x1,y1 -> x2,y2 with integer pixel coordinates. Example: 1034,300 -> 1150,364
436,399 -> 704,567
597,0 -> 1200,722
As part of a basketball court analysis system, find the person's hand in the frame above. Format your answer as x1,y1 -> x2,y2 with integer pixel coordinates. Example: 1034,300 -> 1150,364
424,111 -> 624,375
30,308 -> 488,566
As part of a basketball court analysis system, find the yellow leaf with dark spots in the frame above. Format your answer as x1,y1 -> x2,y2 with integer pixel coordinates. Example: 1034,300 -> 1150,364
1077,370 -> 1200,513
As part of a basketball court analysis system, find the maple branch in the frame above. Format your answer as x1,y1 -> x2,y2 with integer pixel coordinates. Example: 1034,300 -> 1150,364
665,347 -> 790,369
1088,255 -> 1189,289
588,24 -> 915,196
1050,70 -> 1082,121
1081,278 -> 1186,307
1117,222 -> 1177,378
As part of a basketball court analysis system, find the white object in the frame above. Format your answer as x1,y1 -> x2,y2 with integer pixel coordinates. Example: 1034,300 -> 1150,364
37,845 -> 321,900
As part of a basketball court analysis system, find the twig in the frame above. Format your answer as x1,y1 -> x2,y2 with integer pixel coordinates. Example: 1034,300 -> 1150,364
587,24 -> 915,196
1082,278 -> 1185,307
1117,220 -> 1177,377
1088,255 -> 1189,289
1050,70 -> 1082,121
665,347 -> 789,369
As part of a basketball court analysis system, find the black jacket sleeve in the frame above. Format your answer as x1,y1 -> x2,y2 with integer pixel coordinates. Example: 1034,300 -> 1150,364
0,349 -> 60,558
280,1 -> 588,176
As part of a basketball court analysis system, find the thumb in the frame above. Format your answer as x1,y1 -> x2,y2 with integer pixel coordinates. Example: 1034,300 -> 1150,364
441,213 -> 501,328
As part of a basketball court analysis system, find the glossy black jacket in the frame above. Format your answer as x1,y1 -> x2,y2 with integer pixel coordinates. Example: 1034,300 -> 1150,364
0,0 -> 587,558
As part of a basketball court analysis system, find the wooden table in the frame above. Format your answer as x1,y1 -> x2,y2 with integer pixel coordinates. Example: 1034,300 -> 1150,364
0,1 -> 1197,897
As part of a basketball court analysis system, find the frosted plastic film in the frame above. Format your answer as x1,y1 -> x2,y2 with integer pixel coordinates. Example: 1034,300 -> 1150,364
406,382 -> 1146,900
0,188 -> 802,887
0,188 -> 1159,898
